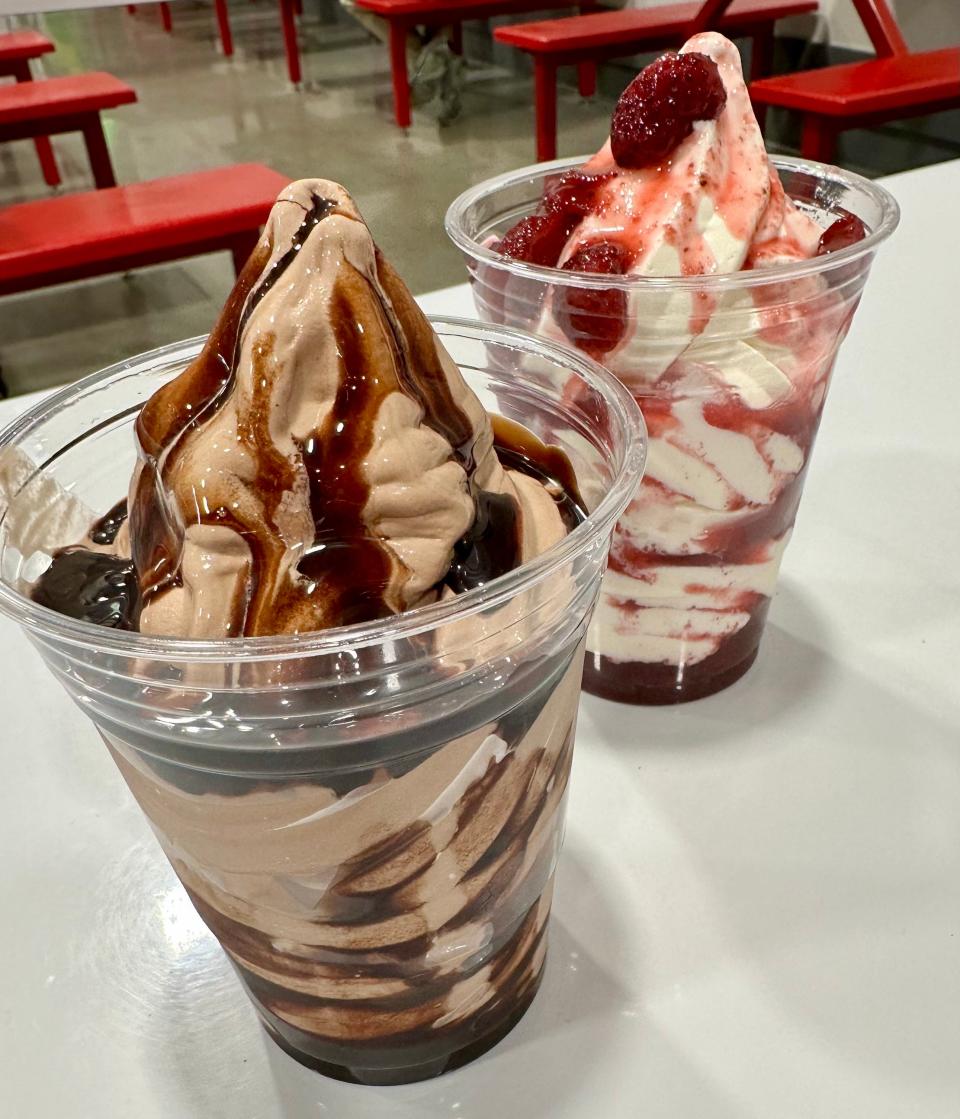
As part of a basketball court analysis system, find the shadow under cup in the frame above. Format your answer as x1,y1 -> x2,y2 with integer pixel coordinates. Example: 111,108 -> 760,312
446,156 -> 900,704
0,320 -> 644,1085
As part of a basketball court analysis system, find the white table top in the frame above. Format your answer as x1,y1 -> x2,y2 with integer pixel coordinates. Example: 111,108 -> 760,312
2,160 -> 958,1118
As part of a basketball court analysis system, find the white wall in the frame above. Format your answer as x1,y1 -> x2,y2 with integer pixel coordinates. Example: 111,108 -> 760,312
625,0 -> 960,53
813,0 -> 960,52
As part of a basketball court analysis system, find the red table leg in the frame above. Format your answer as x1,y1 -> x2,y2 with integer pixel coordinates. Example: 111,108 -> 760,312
747,25 -> 774,133
215,0 -> 234,56
450,22 -> 463,55
160,1 -> 173,32
126,4 -> 137,11
389,21 -> 411,128
749,25 -> 774,81
850,0 -> 909,58
9,59 -> 61,188
279,0 -> 302,84
575,0 -> 596,97
534,59 -> 558,162
230,230 -> 260,276
31,134 -> 61,188
81,116 -> 118,189
801,114 -> 838,163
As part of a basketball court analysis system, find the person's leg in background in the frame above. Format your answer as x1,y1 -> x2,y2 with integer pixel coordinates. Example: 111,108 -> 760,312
337,0 -> 464,120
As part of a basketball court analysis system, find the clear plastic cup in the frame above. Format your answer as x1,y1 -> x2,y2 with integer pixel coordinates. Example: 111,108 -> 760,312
0,319 -> 645,1085
446,156 -> 899,704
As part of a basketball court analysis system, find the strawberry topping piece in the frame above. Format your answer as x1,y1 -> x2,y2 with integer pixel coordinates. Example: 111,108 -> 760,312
556,241 -> 632,357
817,212 -> 867,255
611,51 -> 726,170
496,212 -> 580,267
496,171 -> 616,265
542,169 -> 616,218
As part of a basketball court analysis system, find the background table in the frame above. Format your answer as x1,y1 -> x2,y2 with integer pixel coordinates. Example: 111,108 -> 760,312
2,2 -> 305,85
1,159 -> 958,1117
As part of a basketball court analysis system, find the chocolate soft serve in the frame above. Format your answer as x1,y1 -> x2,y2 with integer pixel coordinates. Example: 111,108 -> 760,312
33,180 -> 578,638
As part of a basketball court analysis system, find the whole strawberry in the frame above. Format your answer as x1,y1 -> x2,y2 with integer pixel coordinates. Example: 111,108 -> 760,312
611,51 -> 727,170
555,241 -> 632,357
495,212 -> 580,267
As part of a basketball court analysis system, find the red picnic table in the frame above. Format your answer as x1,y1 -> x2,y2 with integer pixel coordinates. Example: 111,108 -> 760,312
749,0 -> 960,161
0,72 -> 137,189
0,30 -> 61,187
0,162 -> 290,296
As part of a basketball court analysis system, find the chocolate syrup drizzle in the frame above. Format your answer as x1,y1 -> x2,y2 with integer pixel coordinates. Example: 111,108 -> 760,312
89,498 -> 129,546
32,192 -> 585,634
292,274 -> 397,628
239,195 -> 336,336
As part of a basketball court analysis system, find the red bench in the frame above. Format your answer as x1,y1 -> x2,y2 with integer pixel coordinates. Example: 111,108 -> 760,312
0,72 -> 137,190
751,48 -> 960,160
0,29 -> 55,66
495,0 -> 818,161
0,164 -> 290,297
0,30 -> 60,188
749,0 -> 960,162
353,0 -> 598,129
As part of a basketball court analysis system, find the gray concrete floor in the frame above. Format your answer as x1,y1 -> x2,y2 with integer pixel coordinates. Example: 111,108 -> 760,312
0,3 -> 620,396
1,5 -> 957,397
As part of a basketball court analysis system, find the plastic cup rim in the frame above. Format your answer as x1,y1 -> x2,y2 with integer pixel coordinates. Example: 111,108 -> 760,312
444,153 -> 900,292
0,316 -> 647,662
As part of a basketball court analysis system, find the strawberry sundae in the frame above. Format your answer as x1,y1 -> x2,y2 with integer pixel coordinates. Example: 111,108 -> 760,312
452,31 -> 896,703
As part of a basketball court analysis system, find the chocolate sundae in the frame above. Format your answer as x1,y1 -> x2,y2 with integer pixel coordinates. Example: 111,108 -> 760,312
7,180 -> 635,1083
